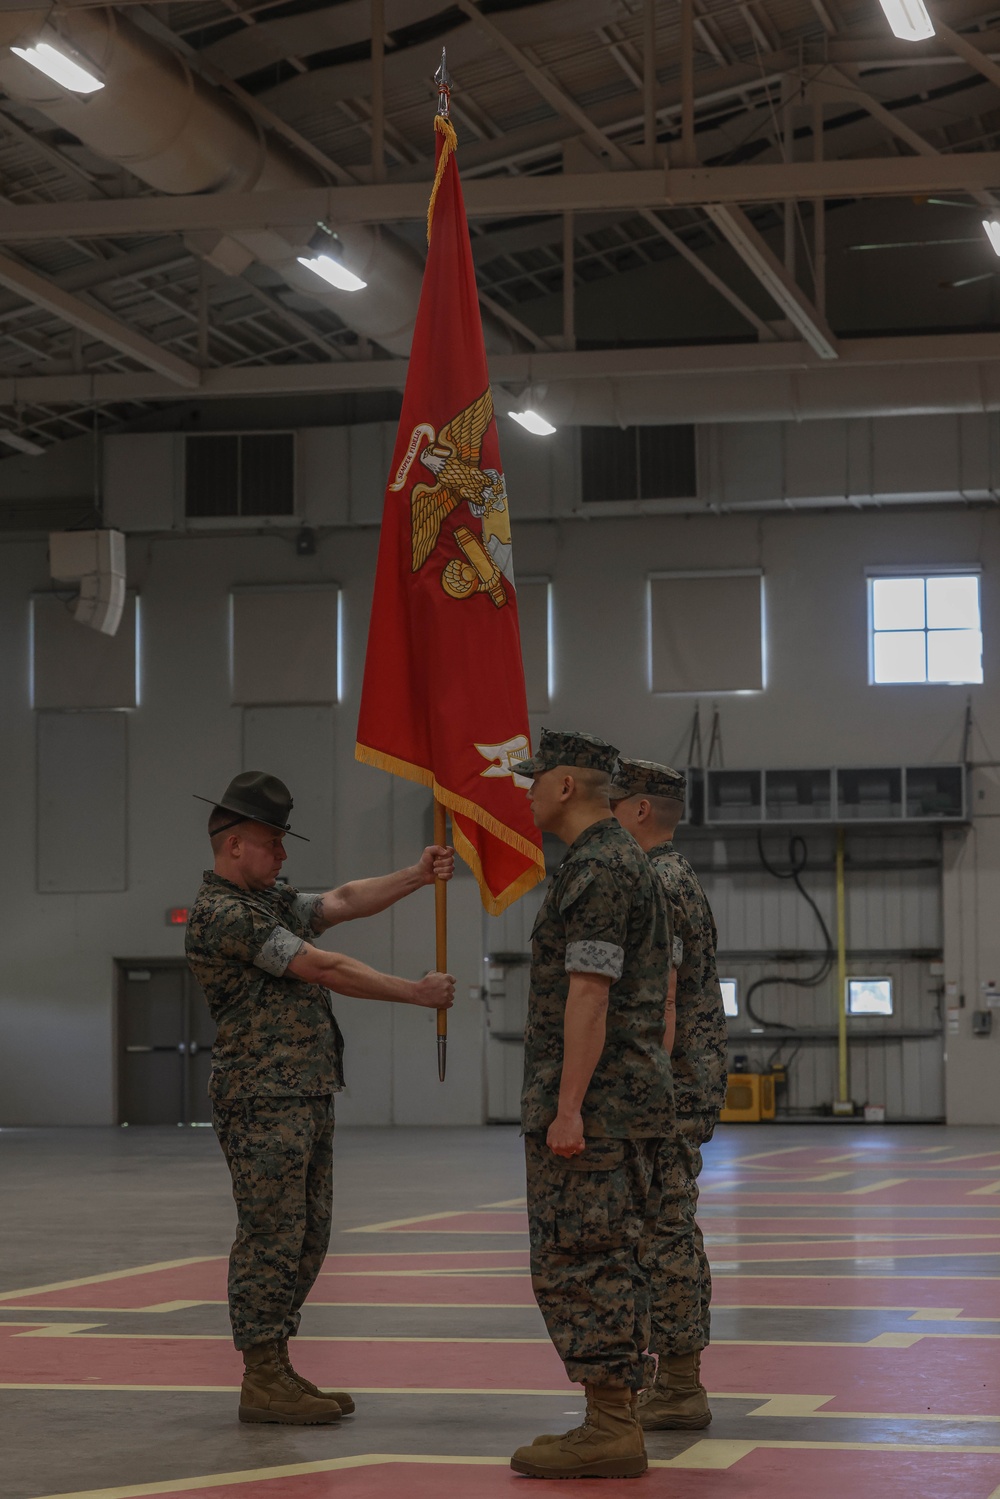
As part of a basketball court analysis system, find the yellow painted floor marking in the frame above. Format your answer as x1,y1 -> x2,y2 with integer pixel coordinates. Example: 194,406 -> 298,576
842,1178 -> 912,1195
749,1394 -> 833,1416
477,1197 -> 526,1208
347,1206 -> 526,1233
717,1249 -> 1000,1262
10,1323 -> 106,1338
970,1182 -> 1000,1196
137,1301 -> 211,1313
0,1258 -> 220,1305
729,1146 -> 814,1163
661,1440 -> 758,1468
909,1308 -> 965,1319
865,1332 -> 926,1348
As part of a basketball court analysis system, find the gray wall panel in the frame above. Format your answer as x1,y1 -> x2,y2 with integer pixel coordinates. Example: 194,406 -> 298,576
37,711 -> 127,893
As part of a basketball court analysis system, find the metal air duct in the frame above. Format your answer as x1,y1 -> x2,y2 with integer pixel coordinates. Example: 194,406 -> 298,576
0,6 -> 514,356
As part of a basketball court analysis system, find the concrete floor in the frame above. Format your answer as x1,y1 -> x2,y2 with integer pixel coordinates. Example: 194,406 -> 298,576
2,1121 -> 999,1499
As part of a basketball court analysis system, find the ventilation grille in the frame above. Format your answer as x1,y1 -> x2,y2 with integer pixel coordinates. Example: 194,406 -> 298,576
185,433 -> 295,519
581,425 -> 696,504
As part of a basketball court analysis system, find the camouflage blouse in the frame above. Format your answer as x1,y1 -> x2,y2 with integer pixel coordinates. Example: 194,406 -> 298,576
647,842 -> 727,1121
521,818 -> 673,1139
185,871 -> 344,1102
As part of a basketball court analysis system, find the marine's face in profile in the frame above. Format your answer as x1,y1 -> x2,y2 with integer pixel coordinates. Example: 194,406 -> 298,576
235,822 -> 288,890
526,765 -> 566,833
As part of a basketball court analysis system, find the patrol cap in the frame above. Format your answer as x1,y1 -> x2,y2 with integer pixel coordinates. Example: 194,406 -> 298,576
610,757 -> 687,804
511,728 -> 619,779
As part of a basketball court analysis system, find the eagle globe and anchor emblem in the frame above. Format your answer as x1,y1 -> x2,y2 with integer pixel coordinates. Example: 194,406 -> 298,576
389,387 -> 514,608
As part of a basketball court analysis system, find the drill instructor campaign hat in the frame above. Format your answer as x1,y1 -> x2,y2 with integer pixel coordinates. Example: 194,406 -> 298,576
193,771 -> 310,840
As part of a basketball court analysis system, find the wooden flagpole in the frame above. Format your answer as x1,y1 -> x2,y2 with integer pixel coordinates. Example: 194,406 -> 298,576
434,797 -> 448,1081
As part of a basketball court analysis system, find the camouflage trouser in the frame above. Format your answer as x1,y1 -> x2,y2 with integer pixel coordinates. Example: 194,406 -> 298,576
637,1115 -> 713,1359
525,1133 -> 660,1388
213,1094 -> 334,1351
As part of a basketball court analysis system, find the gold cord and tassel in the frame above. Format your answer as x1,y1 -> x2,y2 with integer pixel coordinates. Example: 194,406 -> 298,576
427,113 -> 457,244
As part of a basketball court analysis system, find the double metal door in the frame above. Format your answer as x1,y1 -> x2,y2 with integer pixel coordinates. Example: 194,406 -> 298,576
117,962 -> 216,1125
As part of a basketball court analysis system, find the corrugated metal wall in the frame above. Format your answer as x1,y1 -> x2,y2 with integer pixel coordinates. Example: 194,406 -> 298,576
681,826 -> 945,1121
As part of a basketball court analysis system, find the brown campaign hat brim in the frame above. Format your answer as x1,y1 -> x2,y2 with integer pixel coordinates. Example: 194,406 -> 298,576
192,794 -> 310,841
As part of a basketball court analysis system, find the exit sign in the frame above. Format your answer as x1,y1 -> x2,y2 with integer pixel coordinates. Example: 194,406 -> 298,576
167,908 -> 189,926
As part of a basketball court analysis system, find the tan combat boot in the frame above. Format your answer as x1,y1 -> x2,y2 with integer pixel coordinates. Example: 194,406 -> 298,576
637,1352 -> 711,1430
238,1341 -> 343,1425
530,1390 -> 639,1445
277,1336 -> 356,1414
511,1384 -> 647,1478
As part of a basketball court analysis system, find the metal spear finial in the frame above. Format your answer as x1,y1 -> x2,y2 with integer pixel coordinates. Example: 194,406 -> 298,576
435,47 -> 452,118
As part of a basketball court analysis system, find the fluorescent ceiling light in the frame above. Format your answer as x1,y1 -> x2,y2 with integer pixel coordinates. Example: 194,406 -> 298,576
508,409 -> 557,436
11,41 -> 104,93
0,427 -> 44,456
297,254 -> 366,292
876,0 -> 934,41
984,220 -> 1000,256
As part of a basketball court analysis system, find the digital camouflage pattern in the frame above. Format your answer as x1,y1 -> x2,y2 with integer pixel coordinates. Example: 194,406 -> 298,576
511,727 -> 620,778
610,758 -> 686,804
639,842 -> 725,1362
521,818 -> 673,1138
213,1094 -> 335,1350
637,1120 -> 712,1357
186,871 -> 345,1101
525,1132 -> 661,1386
647,843 -> 727,1121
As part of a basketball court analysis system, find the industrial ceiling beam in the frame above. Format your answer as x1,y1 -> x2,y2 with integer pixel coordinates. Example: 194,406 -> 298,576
8,329 -> 1000,406
820,63 -> 997,211
2,156 -> 998,244
703,204 -> 837,359
455,0 -> 794,339
0,252 -> 201,387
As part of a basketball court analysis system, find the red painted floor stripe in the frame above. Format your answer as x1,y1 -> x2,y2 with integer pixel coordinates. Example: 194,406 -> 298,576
313,1274 -> 534,1305
703,1183 -> 1000,1206
712,1274 -> 1000,1316
708,1236 -> 1000,1262
700,1217 -> 1000,1236
2,1327 -> 997,1414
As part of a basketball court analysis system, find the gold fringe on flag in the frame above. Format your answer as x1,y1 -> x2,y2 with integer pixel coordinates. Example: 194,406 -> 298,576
426,114 -> 458,245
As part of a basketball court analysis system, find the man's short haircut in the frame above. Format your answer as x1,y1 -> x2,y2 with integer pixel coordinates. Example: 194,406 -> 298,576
572,766 -> 613,798
208,805 -> 246,846
644,792 -> 683,827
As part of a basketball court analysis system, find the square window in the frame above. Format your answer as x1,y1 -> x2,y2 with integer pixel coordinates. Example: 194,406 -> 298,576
847,977 -> 893,1016
720,978 -> 739,1017
872,629 -> 926,684
872,577 -> 925,631
869,573 -> 982,686
927,628 -> 983,684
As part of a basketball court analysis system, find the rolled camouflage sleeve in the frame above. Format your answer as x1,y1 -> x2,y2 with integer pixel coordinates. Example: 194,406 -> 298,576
253,924 -> 305,977
558,864 -> 627,983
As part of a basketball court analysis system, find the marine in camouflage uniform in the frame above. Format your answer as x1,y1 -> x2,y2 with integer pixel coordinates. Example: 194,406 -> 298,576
186,870 -> 345,1355
186,770 -> 454,1425
611,758 -> 727,1431
508,730 -> 673,1480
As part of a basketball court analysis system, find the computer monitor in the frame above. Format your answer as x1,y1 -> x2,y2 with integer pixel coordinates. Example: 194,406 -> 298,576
846,977 -> 893,1016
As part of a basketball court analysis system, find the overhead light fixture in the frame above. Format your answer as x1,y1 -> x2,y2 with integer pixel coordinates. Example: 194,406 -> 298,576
876,0 -> 934,41
10,40 -> 104,93
984,220 -> 1000,256
508,409 -> 557,436
297,253 -> 366,293
0,427 -> 44,456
